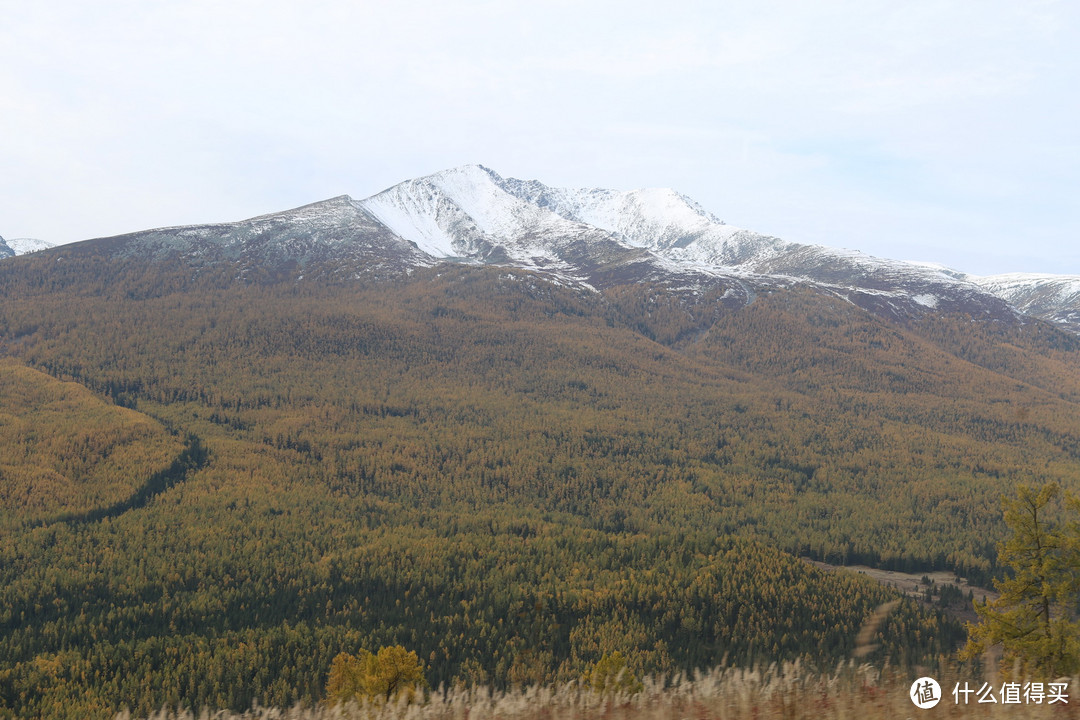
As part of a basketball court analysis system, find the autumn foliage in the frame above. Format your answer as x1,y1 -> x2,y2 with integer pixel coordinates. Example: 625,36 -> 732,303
2,252 -> 1080,717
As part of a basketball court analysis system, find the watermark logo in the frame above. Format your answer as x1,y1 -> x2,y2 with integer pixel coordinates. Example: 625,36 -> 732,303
908,676 -> 1070,707
952,681 -> 1069,705
911,677 -> 942,709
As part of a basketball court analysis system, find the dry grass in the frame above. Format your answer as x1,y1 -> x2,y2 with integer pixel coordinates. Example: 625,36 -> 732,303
115,661 -> 1080,720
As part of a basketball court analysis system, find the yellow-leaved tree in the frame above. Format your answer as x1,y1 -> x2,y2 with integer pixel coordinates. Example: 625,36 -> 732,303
325,645 -> 426,705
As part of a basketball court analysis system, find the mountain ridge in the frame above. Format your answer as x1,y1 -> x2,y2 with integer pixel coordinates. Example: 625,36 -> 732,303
970,273 -> 1080,331
3,164 -> 1076,331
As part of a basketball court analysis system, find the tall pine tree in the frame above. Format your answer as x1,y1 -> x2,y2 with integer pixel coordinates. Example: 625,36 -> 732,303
962,484 -> 1080,676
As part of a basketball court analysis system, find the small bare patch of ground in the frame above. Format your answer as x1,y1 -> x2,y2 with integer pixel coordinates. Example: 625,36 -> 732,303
802,558 -> 1000,624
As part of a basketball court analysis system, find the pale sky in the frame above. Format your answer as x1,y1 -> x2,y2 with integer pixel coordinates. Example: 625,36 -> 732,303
2,0 -> 1078,275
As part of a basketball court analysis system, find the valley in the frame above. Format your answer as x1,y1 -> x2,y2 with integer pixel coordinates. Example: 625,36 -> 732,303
804,559 -> 1000,625
2,167 -> 1079,717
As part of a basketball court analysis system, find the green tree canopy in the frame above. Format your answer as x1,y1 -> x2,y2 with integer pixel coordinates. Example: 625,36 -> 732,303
582,651 -> 643,695
961,484 -> 1080,676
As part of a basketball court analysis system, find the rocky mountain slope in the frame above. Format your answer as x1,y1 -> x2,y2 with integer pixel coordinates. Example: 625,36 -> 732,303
4,165 -> 1076,331
970,273 -> 1080,331
75,195 -> 433,282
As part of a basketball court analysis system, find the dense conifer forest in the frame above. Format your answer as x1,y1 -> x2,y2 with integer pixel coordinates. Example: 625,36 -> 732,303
2,250 -> 1079,717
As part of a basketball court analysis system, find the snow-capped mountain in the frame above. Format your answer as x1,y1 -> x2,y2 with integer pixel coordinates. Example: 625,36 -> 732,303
971,274 -> 1080,330
359,165 -> 595,260
1,234 -> 56,257
4,237 -> 54,255
18,164 -> 1076,332
358,165 -> 1018,324
85,195 -> 432,281
359,164 -> 789,272
494,173 -> 788,266
357,165 -> 652,283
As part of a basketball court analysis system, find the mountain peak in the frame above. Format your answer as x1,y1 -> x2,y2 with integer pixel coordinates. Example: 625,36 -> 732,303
4,237 -> 55,255
350,166 -> 1040,327
6,165 -> 1072,331
409,163 -> 505,189
358,164 -> 596,260
0,235 -> 53,257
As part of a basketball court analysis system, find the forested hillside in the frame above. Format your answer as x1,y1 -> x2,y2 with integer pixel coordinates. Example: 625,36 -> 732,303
0,361 -> 182,528
1,248 -> 1079,717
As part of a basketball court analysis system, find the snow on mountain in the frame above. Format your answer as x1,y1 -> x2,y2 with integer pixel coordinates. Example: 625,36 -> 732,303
15,163 -> 1063,330
487,169 -> 994,303
971,273 -> 1080,329
359,165 -> 607,262
360,164 -> 782,289
357,165 -> 688,288
359,165 -> 1016,324
494,175 -> 788,267
93,195 -> 432,281
4,237 -> 54,255
0,235 -> 55,258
